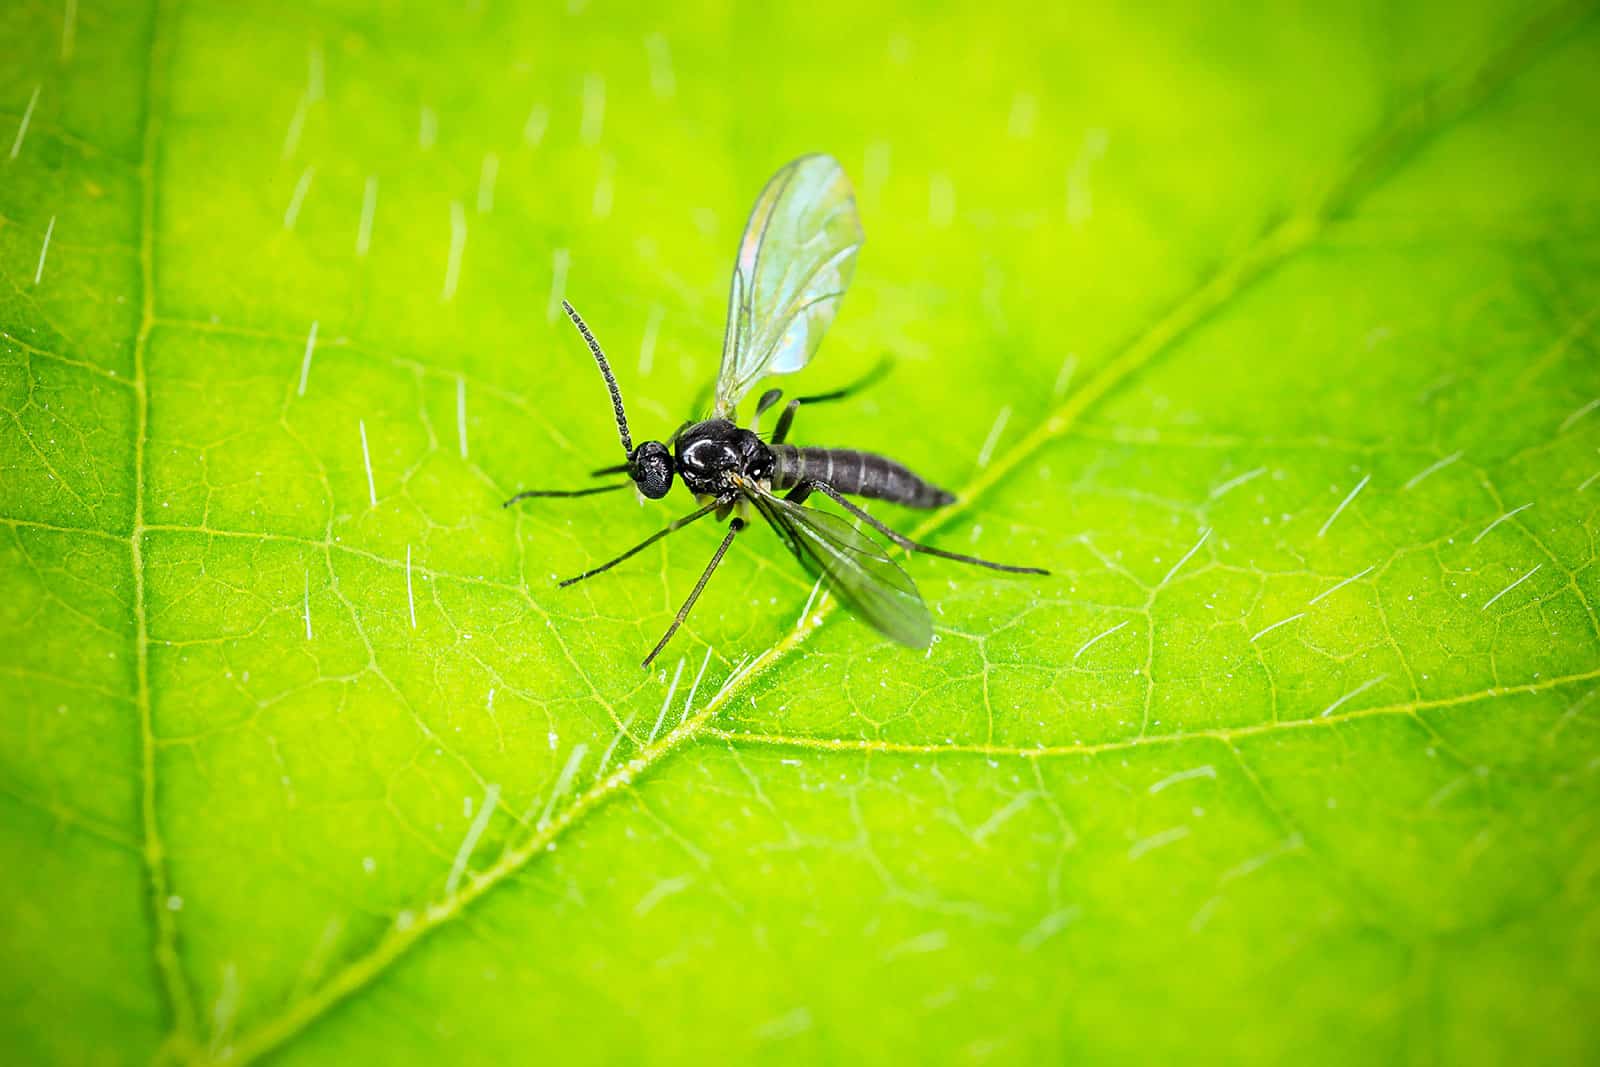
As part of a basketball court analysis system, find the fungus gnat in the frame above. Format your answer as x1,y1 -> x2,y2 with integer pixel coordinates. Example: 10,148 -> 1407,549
506,154 -> 1047,667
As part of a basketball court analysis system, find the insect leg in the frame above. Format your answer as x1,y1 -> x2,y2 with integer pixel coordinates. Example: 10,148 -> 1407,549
806,481 -> 1049,575
770,356 -> 892,445
642,518 -> 746,668
501,462 -> 635,507
499,460 -> 630,508
503,483 -> 629,507
558,499 -> 721,587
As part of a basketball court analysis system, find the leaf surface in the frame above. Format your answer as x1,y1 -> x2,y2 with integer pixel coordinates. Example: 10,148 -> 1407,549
2,2 -> 1599,1064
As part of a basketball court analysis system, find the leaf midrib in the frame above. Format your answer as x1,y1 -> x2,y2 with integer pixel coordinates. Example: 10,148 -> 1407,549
132,0 -> 196,1055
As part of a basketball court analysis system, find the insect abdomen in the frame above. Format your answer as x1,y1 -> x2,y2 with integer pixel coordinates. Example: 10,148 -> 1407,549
771,446 -> 955,509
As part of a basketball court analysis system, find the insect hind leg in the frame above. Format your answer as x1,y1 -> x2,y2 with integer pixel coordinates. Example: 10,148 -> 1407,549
804,481 -> 1048,575
770,356 -> 892,444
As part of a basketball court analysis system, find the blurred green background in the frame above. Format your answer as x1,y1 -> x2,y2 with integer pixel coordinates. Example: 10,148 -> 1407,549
3,0 -> 1599,1063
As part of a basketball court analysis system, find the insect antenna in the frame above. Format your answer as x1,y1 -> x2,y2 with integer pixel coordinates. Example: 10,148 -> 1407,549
560,299 -> 634,459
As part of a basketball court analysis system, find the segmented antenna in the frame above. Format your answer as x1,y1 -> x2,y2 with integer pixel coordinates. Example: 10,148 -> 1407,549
561,299 -> 634,457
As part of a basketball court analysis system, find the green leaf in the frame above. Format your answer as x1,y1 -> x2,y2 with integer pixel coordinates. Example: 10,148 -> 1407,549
4,1 -> 1599,1064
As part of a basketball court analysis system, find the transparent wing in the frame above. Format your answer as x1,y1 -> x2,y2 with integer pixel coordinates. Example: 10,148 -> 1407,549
714,154 -> 864,416
745,485 -> 931,649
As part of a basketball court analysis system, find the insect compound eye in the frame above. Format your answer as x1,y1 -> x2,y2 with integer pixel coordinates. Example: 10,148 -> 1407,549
630,441 -> 674,500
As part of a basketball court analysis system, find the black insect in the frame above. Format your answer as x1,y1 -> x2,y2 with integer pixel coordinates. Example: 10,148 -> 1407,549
506,154 -> 1047,667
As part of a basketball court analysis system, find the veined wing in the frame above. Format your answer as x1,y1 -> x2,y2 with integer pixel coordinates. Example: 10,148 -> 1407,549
714,154 -> 864,417
744,483 -> 931,649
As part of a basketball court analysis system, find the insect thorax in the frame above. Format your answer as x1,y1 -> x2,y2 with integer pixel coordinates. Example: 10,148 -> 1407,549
674,418 -> 773,496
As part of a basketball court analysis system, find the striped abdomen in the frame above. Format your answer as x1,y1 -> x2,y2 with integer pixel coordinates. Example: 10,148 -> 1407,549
770,445 -> 955,509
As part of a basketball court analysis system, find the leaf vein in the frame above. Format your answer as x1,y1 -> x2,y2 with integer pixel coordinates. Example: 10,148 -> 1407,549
214,11 -> 1592,1060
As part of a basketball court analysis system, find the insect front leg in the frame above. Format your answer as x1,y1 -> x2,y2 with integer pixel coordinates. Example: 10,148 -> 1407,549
502,463 -> 632,507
